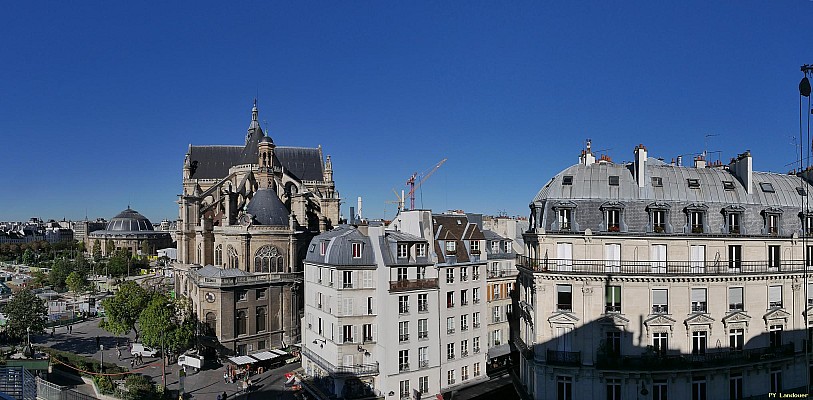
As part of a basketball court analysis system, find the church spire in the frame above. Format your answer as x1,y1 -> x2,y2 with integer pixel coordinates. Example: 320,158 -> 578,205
252,98 -> 258,122
246,99 -> 262,145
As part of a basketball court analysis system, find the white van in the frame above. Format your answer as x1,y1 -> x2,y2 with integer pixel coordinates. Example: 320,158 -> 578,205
131,343 -> 158,357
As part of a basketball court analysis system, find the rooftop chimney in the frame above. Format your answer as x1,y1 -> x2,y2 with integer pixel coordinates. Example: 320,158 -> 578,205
694,154 -> 706,169
729,151 -> 753,194
634,144 -> 647,188
579,139 -> 596,165
676,155 -> 683,167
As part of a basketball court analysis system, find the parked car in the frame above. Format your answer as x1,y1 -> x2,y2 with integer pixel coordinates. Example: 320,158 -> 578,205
131,343 -> 158,357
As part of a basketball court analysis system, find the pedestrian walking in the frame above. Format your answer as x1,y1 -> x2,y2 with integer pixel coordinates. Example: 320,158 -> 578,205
222,391 -> 228,400
116,347 -> 121,360
223,371 -> 228,383
130,359 -> 134,369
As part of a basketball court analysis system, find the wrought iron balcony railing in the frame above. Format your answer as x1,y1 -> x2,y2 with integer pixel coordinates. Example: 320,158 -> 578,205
302,346 -> 379,377
390,278 -> 439,292
546,350 -> 581,366
595,343 -> 794,370
517,255 -> 811,276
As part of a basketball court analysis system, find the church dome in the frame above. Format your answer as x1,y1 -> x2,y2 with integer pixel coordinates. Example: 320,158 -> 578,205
105,208 -> 155,232
246,189 -> 289,226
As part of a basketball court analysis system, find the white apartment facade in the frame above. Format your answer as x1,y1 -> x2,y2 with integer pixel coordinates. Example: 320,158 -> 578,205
514,143 -> 813,399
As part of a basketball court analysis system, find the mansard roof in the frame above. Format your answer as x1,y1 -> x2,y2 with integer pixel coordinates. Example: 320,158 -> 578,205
305,225 -> 375,266
533,158 -> 813,208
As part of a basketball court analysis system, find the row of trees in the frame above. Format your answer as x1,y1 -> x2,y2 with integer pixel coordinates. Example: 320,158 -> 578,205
101,282 -> 196,355
0,240 -> 85,264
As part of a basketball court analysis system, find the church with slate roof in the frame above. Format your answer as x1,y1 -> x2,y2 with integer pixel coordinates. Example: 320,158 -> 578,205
174,101 -> 340,356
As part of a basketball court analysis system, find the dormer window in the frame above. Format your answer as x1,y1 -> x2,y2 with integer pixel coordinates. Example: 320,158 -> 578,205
608,176 -> 620,186
760,182 -> 775,193
646,203 -> 670,234
801,213 -> 813,236
553,201 -> 577,232
797,187 -> 807,196
600,202 -> 625,233
687,179 -> 700,188
723,205 -> 745,235
320,241 -> 328,256
491,241 -> 499,253
762,208 -> 782,236
504,241 -> 511,253
416,243 -> 427,257
446,241 -> 456,254
690,212 -> 704,233
558,209 -> 571,231
684,204 -> 708,234
470,241 -> 480,254
728,213 -> 740,234
723,181 -> 736,190
608,209 -> 620,232
653,210 -> 666,232
562,176 -> 573,185
397,243 -> 409,259
352,242 -> 363,258
651,177 -> 663,187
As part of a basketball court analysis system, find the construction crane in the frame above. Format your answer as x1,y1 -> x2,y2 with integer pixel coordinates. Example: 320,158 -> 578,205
404,158 -> 447,210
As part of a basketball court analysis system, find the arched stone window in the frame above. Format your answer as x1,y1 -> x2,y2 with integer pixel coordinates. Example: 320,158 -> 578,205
254,245 -> 284,273
205,312 -> 217,336
235,310 -> 247,336
227,245 -> 239,269
214,244 -> 223,266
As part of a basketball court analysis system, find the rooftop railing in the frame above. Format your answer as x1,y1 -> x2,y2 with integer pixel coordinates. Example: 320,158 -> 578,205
302,346 -> 379,377
517,255 -> 810,276
191,271 -> 301,288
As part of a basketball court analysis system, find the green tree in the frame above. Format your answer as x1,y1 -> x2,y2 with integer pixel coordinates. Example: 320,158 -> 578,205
66,270 -> 89,296
92,240 -> 102,262
49,258 -> 72,290
138,295 -> 195,354
105,240 -> 115,256
100,281 -> 148,337
31,271 -> 47,288
140,241 -> 151,258
21,249 -> 34,265
3,288 -> 47,342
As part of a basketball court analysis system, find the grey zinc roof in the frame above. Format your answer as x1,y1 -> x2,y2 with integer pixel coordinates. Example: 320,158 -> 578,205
481,229 -> 503,241
275,147 -> 324,181
188,145 -> 244,179
246,188 -> 290,226
533,158 -> 813,208
384,231 -> 425,242
196,264 -> 251,278
305,225 -> 375,266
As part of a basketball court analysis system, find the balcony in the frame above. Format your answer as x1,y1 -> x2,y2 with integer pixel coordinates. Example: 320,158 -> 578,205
473,347 -> 480,353
546,350 -> 581,366
302,346 -> 379,377
399,363 -> 410,372
191,270 -> 301,288
461,351 -> 469,357
389,278 -> 439,292
447,328 -> 455,334
691,303 -> 707,313
399,334 -> 410,343
516,255 -> 811,276
652,305 -> 669,314
473,322 -> 481,329
595,343 -> 795,371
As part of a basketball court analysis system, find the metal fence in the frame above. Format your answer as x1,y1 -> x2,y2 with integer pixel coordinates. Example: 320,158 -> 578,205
35,377 -> 96,400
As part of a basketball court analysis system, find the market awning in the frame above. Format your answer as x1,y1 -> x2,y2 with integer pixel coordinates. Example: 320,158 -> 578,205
270,349 -> 288,357
250,351 -> 277,361
228,355 -> 258,365
487,344 -> 511,358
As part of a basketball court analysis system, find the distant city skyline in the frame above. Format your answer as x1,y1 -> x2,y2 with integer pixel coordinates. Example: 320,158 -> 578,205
2,2 -> 812,222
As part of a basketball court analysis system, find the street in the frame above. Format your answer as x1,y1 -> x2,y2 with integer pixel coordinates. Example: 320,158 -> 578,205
34,318 -> 301,399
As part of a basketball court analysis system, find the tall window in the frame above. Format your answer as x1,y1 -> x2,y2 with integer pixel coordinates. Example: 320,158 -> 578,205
651,244 -> 667,274
652,209 -> 666,232
343,271 -> 353,288
605,286 -> 621,313
256,307 -> 266,332
419,376 -> 428,393
653,380 -> 668,400
607,209 -> 621,232
416,243 -> 427,257
770,369 -> 782,393
557,285 -> 573,312
690,211 -> 704,233
606,378 -> 621,400
768,245 -> 781,271
692,376 -> 707,400
254,245 -> 284,273
730,373 -> 743,400
692,331 -> 707,355
461,365 -> 469,381
473,287 -> 481,304
460,314 -> 468,331
728,212 -> 741,234
473,362 -> 481,377
214,244 -> 223,266
352,242 -> 362,258
605,244 -> 621,272
605,331 -> 621,356
363,323 -> 373,342
447,317 -> 455,334
447,343 -> 455,360
769,325 -> 783,348
557,376 -> 573,400
399,295 -> 409,314
807,245 -> 813,268
473,312 -> 481,328
769,285 -> 783,308
691,288 -> 707,313
343,325 -> 354,343
397,267 -> 408,281
470,240 -> 480,254
493,305 -> 502,323
461,290 -> 469,306
227,245 -> 239,269
729,329 -> 743,350
557,242 -> 573,271
446,292 -> 455,308
690,245 -> 705,273
460,267 -> 468,281
399,380 -> 410,398
418,347 -> 428,368
235,310 -> 247,336
652,289 -> 668,314
397,243 -> 408,258
558,208 -> 572,231
446,269 -> 455,284
447,370 -> 456,385
766,213 -> 780,235
418,319 -> 428,339
418,294 -> 428,312
461,339 -> 469,356
729,287 -> 744,311
399,321 -> 409,342
653,332 -> 668,356
473,336 -> 480,352
728,245 -> 742,271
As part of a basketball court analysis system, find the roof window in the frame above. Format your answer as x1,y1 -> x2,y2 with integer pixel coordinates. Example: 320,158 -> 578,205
760,182 -> 775,193
687,179 -> 700,188
651,177 -> 663,187
797,187 -> 807,196
608,176 -> 620,186
722,181 -> 735,190
562,176 -> 573,185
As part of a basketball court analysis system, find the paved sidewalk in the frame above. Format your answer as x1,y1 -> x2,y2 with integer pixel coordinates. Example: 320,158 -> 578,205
34,318 -> 301,399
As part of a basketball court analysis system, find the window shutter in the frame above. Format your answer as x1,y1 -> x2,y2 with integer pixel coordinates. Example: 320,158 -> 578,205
353,325 -> 359,343
769,286 -> 782,303
372,324 -> 378,342
652,289 -> 667,304
370,298 -> 376,314
691,288 -> 706,302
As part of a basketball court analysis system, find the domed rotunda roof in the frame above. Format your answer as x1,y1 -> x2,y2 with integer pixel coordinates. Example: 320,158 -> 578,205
106,208 -> 155,232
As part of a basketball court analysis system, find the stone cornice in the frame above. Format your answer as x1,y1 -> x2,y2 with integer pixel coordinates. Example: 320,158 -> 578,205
530,273 -> 805,284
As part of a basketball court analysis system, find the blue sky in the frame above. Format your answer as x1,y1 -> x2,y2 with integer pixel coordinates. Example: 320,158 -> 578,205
1,1 -> 812,222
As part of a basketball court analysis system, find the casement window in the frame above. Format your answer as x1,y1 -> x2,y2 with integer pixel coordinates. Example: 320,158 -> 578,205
768,245 -> 781,271
647,202 -> 670,233
445,241 -> 456,254
446,317 -> 455,334
399,379 -> 410,398
605,286 -> 621,313
764,211 -> 781,235
690,211 -> 704,233
416,243 -> 426,257
473,287 -> 480,304
491,241 -> 500,253
460,314 -> 468,331
473,312 -> 481,328
730,373 -> 743,400
692,331 -> 707,355
653,380 -> 668,400
320,241 -> 327,256
446,292 -> 454,308
343,271 -> 353,288
728,212 -> 741,234
460,267 -> 468,281
352,242 -> 362,258
692,376 -> 707,400
653,332 -> 668,356
418,294 -> 428,312
728,245 -> 742,271
770,369 -> 782,393
460,289 -> 468,305
418,347 -> 428,368
446,268 -> 455,284
557,242 -> 573,271
446,343 -> 455,360
607,209 -> 621,232
652,289 -> 668,314
363,323 -> 374,342
690,245 -> 705,273
691,288 -> 707,313
605,243 -> 621,273
651,244 -> 667,274
397,267 -> 408,282
399,321 -> 409,342
470,241 -> 480,254
557,285 -> 573,312
769,325 -> 783,348
606,378 -> 621,400
558,208 -> 572,231
419,376 -> 428,393
397,243 -> 408,258
417,319 -> 428,340
729,287 -> 744,311
557,376 -> 573,400
461,339 -> 469,356
399,295 -> 409,314
652,209 -> 666,232
493,305 -> 502,323
769,285 -> 783,308
729,329 -> 743,350
605,331 -> 621,356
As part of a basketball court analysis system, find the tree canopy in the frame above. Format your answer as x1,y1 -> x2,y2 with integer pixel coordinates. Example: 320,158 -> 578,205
100,281 -> 149,337
138,295 -> 195,354
3,289 -> 47,342
66,270 -> 89,295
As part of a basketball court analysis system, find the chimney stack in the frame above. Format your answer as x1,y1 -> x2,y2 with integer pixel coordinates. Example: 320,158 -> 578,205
694,154 -> 706,169
729,151 -> 753,194
634,144 -> 647,188
579,139 -> 596,165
